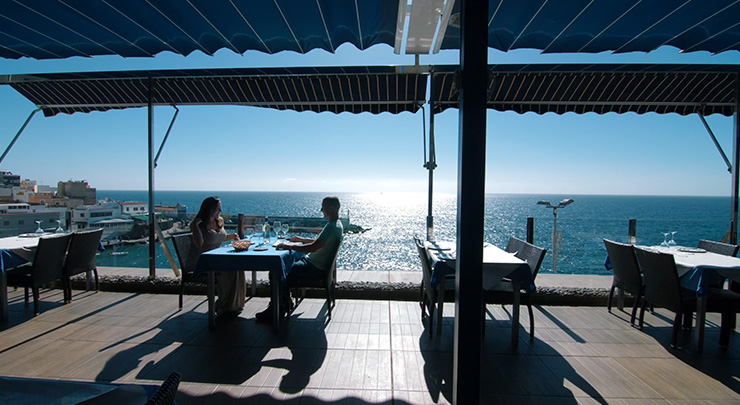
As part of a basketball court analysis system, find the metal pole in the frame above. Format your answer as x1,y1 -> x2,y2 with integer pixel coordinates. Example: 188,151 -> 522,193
427,74 -> 437,241
552,208 -> 558,273
0,108 -> 41,165
453,0 -> 487,403
698,112 -> 732,172
526,217 -> 534,244
628,219 -> 637,244
732,73 -> 740,245
147,78 -> 156,278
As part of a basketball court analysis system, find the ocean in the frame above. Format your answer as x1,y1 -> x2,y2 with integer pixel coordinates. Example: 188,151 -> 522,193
94,191 -> 732,276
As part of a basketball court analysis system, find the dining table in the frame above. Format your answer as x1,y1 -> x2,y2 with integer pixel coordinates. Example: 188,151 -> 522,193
424,241 -> 534,347
0,233 -> 45,321
194,237 -> 295,330
650,245 -> 740,351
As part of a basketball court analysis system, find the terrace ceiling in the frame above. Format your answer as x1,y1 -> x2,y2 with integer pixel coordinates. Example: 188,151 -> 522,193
1,0 -> 740,59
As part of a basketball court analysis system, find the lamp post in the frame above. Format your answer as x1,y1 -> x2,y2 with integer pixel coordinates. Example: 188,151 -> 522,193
537,198 -> 574,273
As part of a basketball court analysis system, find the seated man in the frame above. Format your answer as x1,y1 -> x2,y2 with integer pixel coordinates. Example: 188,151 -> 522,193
256,196 -> 343,322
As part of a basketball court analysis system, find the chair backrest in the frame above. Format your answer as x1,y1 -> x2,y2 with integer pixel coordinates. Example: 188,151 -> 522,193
32,233 -> 72,285
514,240 -> 547,278
698,239 -> 739,257
505,236 -> 525,254
633,247 -> 682,312
171,232 -> 195,273
145,371 -> 181,405
603,239 -> 642,296
327,239 -> 343,282
414,236 -> 434,278
64,228 -> 103,277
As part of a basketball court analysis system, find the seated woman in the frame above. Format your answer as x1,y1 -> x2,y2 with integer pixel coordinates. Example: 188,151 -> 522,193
190,196 -> 244,316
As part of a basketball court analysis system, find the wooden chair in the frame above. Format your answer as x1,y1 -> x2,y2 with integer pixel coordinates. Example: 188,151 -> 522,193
484,238 -> 546,340
634,246 -> 740,350
171,232 -> 206,309
603,239 -> 643,325
6,233 -> 72,315
63,228 -> 103,303
290,241 -> 342,319
145,371 -> 181,405
698,239 -> 739,257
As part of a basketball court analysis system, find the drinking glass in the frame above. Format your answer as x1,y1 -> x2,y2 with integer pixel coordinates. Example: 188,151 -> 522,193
35,220 -> 44,234
273,221 -> 282,238
55,220 -> 64,233
660,232 -> 670,247
282,223 -> 289,239
245,227 -> 254,240
668,231 -> 677,247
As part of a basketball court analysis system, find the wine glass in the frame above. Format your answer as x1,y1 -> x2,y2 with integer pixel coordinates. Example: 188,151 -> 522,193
245,227 -> 254,240
55,219 -> 64,233
273,221 -> 282,238
35,220 -> 44,234
668,231 -> 678,247
660,232 -> 670,247
282,223 -> 289,239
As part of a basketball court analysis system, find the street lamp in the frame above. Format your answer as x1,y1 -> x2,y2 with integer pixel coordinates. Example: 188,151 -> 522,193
537,198 -> 574,273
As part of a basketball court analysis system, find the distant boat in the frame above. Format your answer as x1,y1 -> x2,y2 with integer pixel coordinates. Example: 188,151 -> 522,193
109,251 -> 129,256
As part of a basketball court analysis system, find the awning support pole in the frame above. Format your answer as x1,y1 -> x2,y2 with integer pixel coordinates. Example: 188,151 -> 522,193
731,74 -> 740,245
154,106 -> 179,168
453,0 -> 487,403
425,90 -> 437,241
698,112 -> 732,172
148,78 -> 156,278
0,108 -> 41,165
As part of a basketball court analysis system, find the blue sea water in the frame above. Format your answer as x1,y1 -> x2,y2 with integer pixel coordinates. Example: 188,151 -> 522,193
94,191 -> 732,276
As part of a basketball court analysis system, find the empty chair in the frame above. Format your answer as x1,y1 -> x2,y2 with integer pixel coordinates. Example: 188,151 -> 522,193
634,246 -> 740,350
698,239 -> 739,257
290,240 -> 342,319
63,228 -> 103,303
171,232 -> 205,309
485,238 -> 546,340
603,239 -> 643,325
6,233 -> 72,315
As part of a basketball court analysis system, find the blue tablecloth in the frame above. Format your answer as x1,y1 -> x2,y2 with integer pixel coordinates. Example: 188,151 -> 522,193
679,265 -> 740,296
194,243 -> 294,283
0,249 -> 29,273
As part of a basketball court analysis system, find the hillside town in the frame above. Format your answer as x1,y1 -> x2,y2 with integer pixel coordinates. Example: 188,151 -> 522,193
0,169 -> 185,242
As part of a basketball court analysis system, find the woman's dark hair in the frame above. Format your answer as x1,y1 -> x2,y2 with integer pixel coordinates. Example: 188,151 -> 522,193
195,196 -> 222,228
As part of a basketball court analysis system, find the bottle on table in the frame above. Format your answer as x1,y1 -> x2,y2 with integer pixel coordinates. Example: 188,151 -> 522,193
263,216 -> 270,244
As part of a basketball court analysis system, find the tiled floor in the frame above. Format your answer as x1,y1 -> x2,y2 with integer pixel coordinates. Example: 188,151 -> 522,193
0,287 -> 739,404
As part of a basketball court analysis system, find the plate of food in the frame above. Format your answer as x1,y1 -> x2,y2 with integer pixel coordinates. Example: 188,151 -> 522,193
231,240 -> 253,251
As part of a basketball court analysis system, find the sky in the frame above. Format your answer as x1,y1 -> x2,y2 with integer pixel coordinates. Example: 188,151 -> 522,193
0,44 -> 739,196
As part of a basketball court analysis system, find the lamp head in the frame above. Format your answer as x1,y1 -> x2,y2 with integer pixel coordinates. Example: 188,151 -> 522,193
536,200 -> 550,206
559,198 -> 574,207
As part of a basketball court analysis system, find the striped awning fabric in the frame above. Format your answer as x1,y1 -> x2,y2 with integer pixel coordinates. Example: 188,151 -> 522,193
432,64 -> 740,116
1,66 -> 428,117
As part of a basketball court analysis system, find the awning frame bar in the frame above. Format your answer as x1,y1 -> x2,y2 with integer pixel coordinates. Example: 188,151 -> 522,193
154,105 -> 180,168
0,108 -> 41,165
698,111 -> 732,172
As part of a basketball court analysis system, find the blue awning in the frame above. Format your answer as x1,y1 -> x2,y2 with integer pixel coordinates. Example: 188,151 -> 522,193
440,0 -> 740,54
0,66 -> 427,116
0,0 -> 398,59
1,1 -> 740,60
